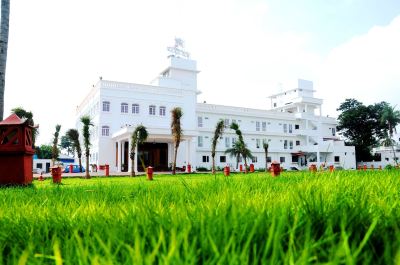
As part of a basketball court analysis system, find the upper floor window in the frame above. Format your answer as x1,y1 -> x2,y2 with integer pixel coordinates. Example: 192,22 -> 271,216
159,106 -> 166,116
149,105 -> 156,115
283,124 -> 288,133
101,126 -> 110,136
289,140 -> 293,149
256,121 -> 260,132
225,137 -> 230,148
262,122 -> 267,131
121,103 -> 128,113
284,140 -> 288,149
198,117 -> 203,127
256,139 -> 261,148
224,119 -> 230,128
332,128 -> 336,136
198,136 -> 203,147
132,104 -> 139,114
102,101 -> 110,112
295,124 -> 300,130
232,137 -> 236,147
289,124 -> 293,133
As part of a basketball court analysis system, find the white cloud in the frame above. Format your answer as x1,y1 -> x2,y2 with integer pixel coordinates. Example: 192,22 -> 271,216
318,15 -> 400,116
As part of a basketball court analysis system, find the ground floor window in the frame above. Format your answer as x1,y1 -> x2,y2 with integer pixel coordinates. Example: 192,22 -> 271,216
37,163 -> 42,168
267,156 -> 271,162
220,156 -> 226,163
334,156 -> 340,162
280,157 -> 286,163
252,156 -> 258,163
202,156 -> 209,163
292,155 -> 298,163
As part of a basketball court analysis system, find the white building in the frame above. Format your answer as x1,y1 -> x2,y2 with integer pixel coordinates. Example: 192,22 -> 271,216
75,48 -> 356,172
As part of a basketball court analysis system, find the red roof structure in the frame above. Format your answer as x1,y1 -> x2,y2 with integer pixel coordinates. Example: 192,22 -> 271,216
0,114 -> 27,125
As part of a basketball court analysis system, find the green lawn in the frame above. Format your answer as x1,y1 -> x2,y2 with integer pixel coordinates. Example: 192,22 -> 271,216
1,170 -> 400,264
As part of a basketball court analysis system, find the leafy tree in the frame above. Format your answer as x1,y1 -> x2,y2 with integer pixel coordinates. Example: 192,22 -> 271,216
263,141 -> 269,172
11,107 -> 38,147
66,129 -> 83,172
35,144 -> 52,159
171,107 -> 183,175
211,120 -> 225,174
130,125 -> 148,177
380,105 -> 400,166
51,125 -> 61,166
225,141 -> 242,169
60,135 -> 73,156
229,122 -> 253,173
81,116 -> 93,179
0,0 -> 10,121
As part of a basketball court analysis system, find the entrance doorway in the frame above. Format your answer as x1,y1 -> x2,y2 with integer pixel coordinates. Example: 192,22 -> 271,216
138,143 -> 168,171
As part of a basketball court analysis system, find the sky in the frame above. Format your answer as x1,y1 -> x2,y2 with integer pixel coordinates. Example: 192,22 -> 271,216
3,0 -> 400,145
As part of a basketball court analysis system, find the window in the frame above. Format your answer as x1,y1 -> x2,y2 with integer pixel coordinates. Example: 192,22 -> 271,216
295,124 -> 300,130
334,156 -> 340,162
296,140 -> 300,146
198,117 -> 203,127
232,119 -> 237,124
289,124 -> 293,133
220,156 -> 226,163
332,128 -> 336,136
280,157 -> 286,163
283,124 -> 288,133
37,163 -> 43,169
273,103 -> 277,107
224,119 -> 230,128
292,155 -> 298,163
256,121 -> 260,131
198,136 -> 203,147
202,156 -> 209,163
267,157 -> 271,163
102,126 -> 110,136
238,156 -> 243,162
252,156 -> 258,163
121,103 -> 128,113
225,137 -> 230,148
102,101 -> 110,112
262,122 -> 267,131
289,140 -> 293,149
159,106 -> 166,116
284,140 -> 288,149
149,105 -> 156,115
232,137 -> 236,147
256,139 -> 261,148
132,104 -> 139,114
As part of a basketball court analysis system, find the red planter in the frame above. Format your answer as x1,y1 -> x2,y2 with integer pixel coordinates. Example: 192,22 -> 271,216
51,167 -> 62,184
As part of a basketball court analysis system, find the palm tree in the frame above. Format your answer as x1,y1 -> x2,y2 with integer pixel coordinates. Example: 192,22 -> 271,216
263,141 -> 269,172
130,125 -> 148,177
211,120 -> 225,174
81,115 -> 93,178
0,0 -> 10,121
171,107 -> 183,175
66,129 -> 83,172
51,124 -> 61,166
225,141 -> 242,170
381,105 -> 400,166
229,122 -> 252,173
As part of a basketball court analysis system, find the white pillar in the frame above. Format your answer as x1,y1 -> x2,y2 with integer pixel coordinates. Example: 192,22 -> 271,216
319,106 -> 322,116
186,138 -> 191,172
128,139 -> 132,173
134,144 -> 138,173
117,141 -> 122,172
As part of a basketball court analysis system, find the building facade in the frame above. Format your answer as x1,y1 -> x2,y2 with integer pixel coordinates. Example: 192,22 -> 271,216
75,55 -> 356,172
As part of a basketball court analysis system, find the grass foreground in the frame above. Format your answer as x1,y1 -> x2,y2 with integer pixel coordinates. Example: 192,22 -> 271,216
1,170 -> 400,264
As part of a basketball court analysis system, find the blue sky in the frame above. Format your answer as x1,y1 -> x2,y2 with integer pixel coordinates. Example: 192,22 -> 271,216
2,0 -> 400,144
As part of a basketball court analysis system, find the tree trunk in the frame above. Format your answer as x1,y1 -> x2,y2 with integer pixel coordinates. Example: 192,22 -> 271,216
78,156 -> 82,173
85,152 -> 90,179
131,152 -> 136,177
172,146 -> 178,175
0,0 -> 10,121
265,149 -> 269,172
212,154 -> 215,174
236,155 -> 239,169
244,156 -> 248,174
391,144 -> 399,166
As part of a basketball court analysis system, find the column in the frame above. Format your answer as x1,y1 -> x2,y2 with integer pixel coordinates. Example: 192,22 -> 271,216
128,139 -> 132,173
134,144 -> 138,173
186,138 -> 191,172
319,106 -> 322,116
117,141 -> 122,172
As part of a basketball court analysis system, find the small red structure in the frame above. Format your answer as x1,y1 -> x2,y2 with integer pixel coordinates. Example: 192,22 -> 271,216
224,166 -> 230,176
358,165 -> 362,170
249,164 -> 254,173
69,164 -> 74,174
38,172 -> 44,181
51,166 -> 62,184
239,164 -> 243,172
329,165 -> 334,172
187,164 -> 191,173
147,166 -> 153,180
363,165 -> 367,171
309,164 -> 317,172
270,161 -> 281,177
0,114 -> 35,185
379,165 -> 382,170
105,164 -> 109,177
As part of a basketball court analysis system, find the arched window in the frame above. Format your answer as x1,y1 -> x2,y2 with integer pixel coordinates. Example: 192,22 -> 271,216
132,104 -> 139,114
159,106 -> 166,116
121,103 -> 128,113
102,126 -> 110,136
149,105 -> 156,115
102,101 -> 110,112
